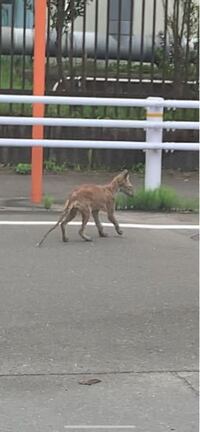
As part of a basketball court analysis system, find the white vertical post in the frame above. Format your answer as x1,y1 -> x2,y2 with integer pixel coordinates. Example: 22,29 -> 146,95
145,97 -> 164,190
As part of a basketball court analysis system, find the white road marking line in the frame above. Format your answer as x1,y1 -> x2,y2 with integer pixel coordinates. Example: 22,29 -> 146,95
64,427 -> 136,430
0,221 -> 199,230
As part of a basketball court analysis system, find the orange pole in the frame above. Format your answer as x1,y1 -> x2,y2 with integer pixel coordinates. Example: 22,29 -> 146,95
31,0 -> 46,203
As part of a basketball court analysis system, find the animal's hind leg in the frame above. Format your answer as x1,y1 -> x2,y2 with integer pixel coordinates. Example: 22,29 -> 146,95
60,208 -> 77,242
92,210 -> 108,238
79,207 -> 92,241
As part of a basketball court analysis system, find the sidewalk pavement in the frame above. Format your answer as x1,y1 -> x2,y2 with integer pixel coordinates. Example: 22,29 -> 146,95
0,168 -> 198,212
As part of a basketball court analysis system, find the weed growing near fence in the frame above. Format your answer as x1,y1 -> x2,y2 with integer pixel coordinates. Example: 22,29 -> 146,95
15,160 -> 67,174
15,163 -> 31,174
131,163 -> 145,175
115,187 -> 199,212
44,159 -> 66,173
43,195 -> 54,210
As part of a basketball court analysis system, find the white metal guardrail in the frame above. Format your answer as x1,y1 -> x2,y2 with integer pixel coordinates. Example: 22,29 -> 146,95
0,95 -> 199,190
0,94 -> 199,109
0,117 -> 198,130
0,139 -> 198,151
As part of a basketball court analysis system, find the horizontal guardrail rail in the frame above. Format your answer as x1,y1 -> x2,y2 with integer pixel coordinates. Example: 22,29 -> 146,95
0,139 -> 198,151
0,117 -> 199,130
0,94 -> 199,109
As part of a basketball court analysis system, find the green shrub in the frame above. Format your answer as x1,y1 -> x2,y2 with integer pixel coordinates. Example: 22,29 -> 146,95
15,163 -> 31,175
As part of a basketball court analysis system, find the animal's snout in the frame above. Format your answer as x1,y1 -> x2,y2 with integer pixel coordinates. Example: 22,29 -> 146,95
125,180 -> 134,196
121,184 -> 134,196
126,187 -> 134,196
119,171 -> 134,197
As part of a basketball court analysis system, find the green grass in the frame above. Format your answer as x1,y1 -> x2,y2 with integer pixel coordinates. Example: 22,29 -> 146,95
115,187 -> 199,212
0,56 -> 32,90
48,58 -> 198,81
43,194 -> 54,210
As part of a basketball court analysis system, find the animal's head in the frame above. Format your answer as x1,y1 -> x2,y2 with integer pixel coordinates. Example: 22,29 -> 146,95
117,170 -> 134,196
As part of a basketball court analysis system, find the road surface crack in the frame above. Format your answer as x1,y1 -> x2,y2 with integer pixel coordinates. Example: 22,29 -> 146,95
173,372 -> 199,396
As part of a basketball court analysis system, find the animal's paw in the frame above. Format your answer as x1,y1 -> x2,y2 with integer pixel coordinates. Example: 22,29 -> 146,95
80,233 -> 93,242
79,229 -> 92,242
117,229 -> 123,236
84,236 -> 93,242
99,232 -> 109,238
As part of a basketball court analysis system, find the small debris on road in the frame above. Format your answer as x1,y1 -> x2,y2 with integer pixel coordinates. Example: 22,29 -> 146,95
78,378 -> 102,386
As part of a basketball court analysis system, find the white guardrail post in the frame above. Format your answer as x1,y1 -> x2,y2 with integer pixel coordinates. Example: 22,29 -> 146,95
145,97 -> 164,190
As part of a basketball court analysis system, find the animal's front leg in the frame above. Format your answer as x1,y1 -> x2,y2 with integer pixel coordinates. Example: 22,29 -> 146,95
107,206 -> 123,236
92,210 -> 108,238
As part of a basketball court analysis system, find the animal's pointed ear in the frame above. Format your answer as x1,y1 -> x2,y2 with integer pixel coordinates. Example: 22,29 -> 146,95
122,169 -> 129,178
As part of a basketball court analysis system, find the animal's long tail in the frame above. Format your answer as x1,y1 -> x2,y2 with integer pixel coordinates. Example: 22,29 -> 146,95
36,200 -> 69,247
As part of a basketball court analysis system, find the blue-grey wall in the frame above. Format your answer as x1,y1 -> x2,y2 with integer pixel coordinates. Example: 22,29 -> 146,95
1,0 -> 33,28
109,0 -> 132,36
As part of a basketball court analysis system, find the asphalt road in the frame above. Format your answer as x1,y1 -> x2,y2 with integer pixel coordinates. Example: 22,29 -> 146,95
0,212 -> 199,432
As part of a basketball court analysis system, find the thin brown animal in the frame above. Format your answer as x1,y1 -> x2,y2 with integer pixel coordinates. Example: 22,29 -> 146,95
36,169 -> 133,246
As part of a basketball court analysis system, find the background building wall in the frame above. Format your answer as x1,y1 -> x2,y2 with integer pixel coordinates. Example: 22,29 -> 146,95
74,0 -> 173,36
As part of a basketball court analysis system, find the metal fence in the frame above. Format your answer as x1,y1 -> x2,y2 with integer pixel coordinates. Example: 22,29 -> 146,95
0,0 -> 199,99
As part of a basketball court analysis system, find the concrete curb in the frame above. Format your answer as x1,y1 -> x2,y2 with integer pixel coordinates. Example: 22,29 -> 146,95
0,198 -> 62,214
